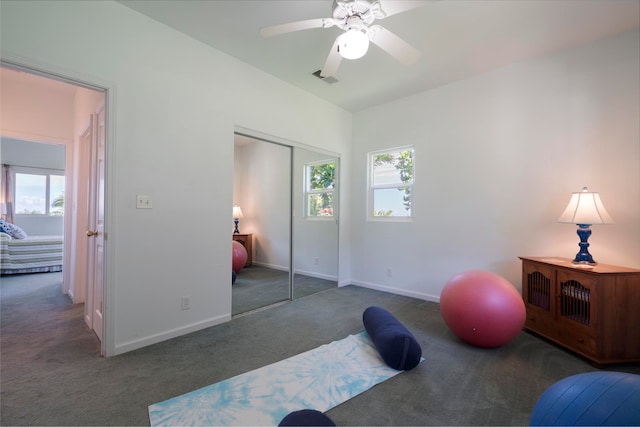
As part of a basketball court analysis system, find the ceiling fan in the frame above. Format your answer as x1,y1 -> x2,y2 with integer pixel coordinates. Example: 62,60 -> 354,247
259,0 -> 426,78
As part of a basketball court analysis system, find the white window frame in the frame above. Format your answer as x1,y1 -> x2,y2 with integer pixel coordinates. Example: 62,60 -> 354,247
304,159 -> 336,220
367,145 -> 415,221
12,166 -> 65,216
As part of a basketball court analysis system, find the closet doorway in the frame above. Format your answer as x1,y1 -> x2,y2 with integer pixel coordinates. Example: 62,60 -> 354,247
232,132 -> 339,316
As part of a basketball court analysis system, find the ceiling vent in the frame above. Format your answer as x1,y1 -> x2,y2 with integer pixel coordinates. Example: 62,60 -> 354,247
312,69 -> 338,84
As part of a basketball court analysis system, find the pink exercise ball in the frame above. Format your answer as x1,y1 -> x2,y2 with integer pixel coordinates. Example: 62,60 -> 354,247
440,270 -> 525,348
232,241 -> 248,273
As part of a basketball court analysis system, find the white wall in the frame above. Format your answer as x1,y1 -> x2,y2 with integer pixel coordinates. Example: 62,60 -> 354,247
351,29 -> 640,302
10,214 -> 63,236
1,138 -> 66,169
0,0 -> 352,355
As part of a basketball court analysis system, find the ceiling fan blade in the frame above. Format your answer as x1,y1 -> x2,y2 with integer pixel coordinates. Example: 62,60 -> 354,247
320,39 -> 343,78
260,18 -> 335,37
368,25 -> 421,65
374,0 -> 430,18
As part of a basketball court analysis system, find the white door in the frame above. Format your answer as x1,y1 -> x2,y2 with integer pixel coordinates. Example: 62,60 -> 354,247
79,120 -> 93,313
86,107 -> 106,342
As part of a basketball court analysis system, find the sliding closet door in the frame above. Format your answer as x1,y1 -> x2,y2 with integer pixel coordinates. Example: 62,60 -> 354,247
292,148 -> 338,299
232,136 -> 292,315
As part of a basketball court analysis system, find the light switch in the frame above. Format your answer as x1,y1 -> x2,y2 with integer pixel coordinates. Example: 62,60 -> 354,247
136,194 -> 153,209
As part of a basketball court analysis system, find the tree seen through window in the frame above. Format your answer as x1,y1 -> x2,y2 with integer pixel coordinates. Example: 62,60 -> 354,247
306,161 -> 335,217
370,147 -> 414,218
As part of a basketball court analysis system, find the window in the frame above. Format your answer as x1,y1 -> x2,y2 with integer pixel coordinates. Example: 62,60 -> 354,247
13,168 -> 65,216
305,160 -> 335,218
368,146 -> 414,219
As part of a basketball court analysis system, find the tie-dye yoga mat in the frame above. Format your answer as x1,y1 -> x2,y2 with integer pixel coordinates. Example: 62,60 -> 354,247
149,331 -> 419,426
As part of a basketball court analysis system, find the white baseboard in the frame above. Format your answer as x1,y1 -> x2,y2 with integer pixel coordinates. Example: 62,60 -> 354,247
293,269 -> 337,282
253,263 -> 337,282
251,261 -> 288,272
113,313 -> 230,356
347,280 -> 441,303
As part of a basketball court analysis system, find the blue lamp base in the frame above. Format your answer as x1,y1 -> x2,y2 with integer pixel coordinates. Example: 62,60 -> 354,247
572,224 -> 596,265
234,218 -> 240,234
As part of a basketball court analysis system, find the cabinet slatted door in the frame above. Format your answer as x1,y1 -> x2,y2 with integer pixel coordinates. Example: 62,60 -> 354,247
527,270 -> 551,311
556,270 -> 598,335
560,280 -> 590,325
522,262 -> 556,334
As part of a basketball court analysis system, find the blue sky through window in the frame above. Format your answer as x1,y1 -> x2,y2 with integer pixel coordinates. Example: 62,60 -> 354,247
374,188 -> 411,216
15,172 -> 64,215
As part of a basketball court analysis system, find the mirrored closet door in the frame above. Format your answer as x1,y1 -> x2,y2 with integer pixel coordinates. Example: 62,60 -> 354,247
232,135 -> 292,315
232,134 -> 339,316
292,148 -> 338,299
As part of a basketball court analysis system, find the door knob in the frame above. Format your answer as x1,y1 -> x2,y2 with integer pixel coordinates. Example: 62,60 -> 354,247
87,230 -> 98,237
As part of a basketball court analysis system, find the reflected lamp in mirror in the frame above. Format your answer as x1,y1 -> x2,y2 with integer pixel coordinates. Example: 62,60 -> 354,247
557,187 -> 614,265
233,205 -> 244,234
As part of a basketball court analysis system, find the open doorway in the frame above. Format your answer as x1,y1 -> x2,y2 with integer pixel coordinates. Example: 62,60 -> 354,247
0,64 -> 107,352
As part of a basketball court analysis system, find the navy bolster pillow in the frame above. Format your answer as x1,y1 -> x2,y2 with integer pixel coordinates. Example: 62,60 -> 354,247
363,306 -> 422,371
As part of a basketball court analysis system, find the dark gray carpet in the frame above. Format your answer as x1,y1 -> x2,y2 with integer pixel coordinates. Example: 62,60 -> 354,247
292,272 -> 337,299
2,272 -> 639,426
232,265 -> 336,315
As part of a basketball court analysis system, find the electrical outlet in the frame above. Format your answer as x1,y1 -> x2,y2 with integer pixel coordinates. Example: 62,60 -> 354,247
181,295 -> 190,310
314,257 -> 319,265
386,268 -> 392,277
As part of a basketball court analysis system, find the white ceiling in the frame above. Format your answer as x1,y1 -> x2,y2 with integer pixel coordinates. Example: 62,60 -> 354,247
120,0 -> 639,112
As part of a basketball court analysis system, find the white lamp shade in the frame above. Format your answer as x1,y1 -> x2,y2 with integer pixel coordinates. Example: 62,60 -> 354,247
232,205 -> 244,219
557,187 -> 614,225
337,29 -> 370,60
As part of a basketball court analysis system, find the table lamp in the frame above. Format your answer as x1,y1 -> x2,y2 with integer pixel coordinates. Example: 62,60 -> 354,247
232,205 -> 244,234
557,187 -> 614,265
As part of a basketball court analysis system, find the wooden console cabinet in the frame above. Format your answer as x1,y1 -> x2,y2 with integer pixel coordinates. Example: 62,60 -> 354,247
520,256 -> 640,366
232,233 -> 252,267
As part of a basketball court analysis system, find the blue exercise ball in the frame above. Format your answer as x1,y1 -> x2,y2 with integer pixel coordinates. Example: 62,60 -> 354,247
530,371 -> 640,426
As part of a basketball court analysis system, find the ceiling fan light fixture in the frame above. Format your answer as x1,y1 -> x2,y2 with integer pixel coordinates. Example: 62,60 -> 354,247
337,29 -> 369,59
